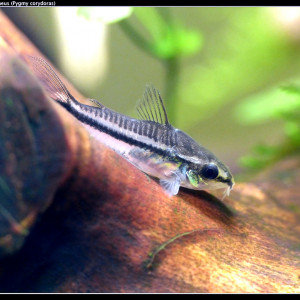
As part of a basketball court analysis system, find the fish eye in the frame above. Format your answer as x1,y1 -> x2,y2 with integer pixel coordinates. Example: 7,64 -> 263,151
201,163 -> 219,180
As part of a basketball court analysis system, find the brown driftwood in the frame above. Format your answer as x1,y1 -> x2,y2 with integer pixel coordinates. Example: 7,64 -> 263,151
0,10 -> 299,293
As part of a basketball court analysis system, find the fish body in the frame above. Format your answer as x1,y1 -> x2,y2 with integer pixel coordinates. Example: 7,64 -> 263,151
28,57 -> 234,198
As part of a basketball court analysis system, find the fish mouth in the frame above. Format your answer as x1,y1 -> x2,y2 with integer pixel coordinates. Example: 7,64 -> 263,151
217,176 -> 234,192
182,177 -> 235,199
228,179 -> 234,190
207,177 -> 234,200
218,176 -> 234,187
223,179 -> 235,199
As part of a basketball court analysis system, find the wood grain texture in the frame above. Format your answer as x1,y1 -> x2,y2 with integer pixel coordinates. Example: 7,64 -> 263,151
0,10 -> 299,293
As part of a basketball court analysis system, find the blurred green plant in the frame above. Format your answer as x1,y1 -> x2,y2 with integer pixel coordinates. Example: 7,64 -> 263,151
176,7 -> 300,129
77,7 -> 203,124
118,7 -> 203,124
236,83 -> 300,171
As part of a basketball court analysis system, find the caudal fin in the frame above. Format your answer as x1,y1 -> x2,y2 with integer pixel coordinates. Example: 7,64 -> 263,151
27,56 -> 73,105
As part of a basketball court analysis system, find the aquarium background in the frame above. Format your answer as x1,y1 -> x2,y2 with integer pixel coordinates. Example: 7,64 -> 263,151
4,6 -> 300,175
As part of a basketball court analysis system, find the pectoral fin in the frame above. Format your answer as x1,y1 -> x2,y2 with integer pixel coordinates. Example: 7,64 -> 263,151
159,177 -> 181,196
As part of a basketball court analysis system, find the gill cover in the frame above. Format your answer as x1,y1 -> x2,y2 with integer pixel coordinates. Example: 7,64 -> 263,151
187,169 -> 200,187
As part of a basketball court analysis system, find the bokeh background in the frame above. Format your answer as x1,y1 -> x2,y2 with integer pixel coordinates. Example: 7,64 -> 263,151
3,6 -> 300,177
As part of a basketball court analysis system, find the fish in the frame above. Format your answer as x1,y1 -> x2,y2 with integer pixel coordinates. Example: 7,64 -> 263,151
28,56 -> 234,198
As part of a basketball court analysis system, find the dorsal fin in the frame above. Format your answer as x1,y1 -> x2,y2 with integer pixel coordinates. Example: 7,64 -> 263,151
27,56 -> 72,104
136,85 -> 169,125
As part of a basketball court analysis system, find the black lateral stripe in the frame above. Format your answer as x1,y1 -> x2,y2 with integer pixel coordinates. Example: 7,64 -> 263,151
59,103 -> 192,165
70,107 -> 170,156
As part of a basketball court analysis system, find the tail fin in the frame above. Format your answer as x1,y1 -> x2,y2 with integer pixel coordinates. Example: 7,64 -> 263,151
27,56 -> 73,105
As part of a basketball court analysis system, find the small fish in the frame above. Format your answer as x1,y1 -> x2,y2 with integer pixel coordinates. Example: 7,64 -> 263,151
28,56 -> 234,198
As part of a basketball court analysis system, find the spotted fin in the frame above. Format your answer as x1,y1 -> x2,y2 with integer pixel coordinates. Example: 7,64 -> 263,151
159,177 -> 181,196
136,85 -> 169,125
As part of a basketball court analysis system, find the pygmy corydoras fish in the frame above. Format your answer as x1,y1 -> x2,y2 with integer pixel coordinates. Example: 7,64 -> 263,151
28,56 -> 234,198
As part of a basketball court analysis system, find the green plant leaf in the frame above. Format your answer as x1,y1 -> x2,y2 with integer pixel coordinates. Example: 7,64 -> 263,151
153,24 -> 203,59
133,7 -> 203,59
234,86 -> 300,125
